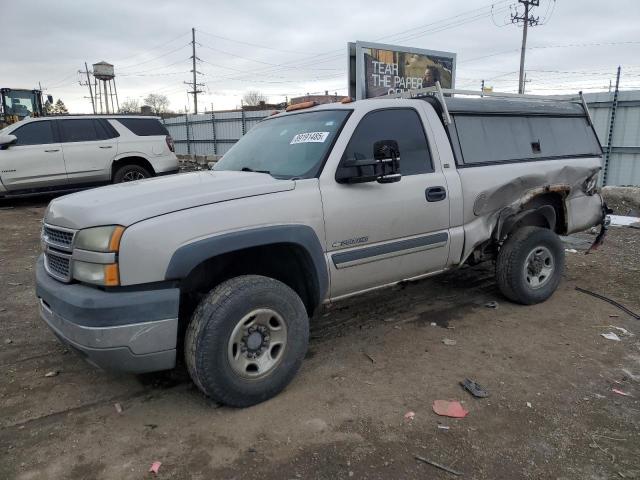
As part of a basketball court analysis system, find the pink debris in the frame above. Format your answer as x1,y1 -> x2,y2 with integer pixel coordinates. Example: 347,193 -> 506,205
149,461 -> 162,475
432,400 -> 468,418
404,411 -> 415,421
612,388 -> 633,397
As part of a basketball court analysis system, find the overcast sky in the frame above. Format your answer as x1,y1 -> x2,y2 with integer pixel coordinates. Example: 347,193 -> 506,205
3,0 -> 639,113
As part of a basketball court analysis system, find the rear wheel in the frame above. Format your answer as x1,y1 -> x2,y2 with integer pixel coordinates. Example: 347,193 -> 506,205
496,226 -> 564,305
113,164 -> 151,183
185,275 -> 309,407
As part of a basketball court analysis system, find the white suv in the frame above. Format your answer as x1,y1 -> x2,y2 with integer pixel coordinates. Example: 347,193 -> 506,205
0,115 -> 178,197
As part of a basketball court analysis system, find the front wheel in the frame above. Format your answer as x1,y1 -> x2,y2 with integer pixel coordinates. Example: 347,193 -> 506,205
496,226 -> 565,305
185,275 -> 309,407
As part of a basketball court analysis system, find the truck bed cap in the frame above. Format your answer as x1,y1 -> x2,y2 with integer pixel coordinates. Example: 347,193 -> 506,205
423,96 -> 586,117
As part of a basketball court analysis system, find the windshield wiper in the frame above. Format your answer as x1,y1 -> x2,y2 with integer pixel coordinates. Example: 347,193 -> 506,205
241,167 -> 271,175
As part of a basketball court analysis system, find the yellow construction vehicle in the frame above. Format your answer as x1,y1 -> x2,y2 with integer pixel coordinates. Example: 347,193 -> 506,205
0,88 -> 53,128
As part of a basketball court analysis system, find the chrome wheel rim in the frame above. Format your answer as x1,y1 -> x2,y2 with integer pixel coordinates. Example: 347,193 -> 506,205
123,171 -> 146,182
523,246 -> 554,289
227,308 -> 288,379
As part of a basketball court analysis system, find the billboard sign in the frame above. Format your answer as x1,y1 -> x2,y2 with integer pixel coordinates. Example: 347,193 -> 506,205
348,41 -> 456,100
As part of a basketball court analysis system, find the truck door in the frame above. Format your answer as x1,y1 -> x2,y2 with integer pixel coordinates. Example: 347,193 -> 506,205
0,120 -> 67,192
320,107 -> 451,299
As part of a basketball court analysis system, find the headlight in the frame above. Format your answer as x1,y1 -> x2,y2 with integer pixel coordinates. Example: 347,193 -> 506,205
75,225 -> 125,252
72,261 -> 119,286
73,225 -> 125,286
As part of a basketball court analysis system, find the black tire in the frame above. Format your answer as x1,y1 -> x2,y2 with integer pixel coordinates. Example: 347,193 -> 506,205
185,275 -> 309,407
496,226 -> 565,305
113,164 -> 151,183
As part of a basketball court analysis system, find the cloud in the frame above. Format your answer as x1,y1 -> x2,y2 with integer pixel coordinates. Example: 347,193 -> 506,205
3,0 -> 638,113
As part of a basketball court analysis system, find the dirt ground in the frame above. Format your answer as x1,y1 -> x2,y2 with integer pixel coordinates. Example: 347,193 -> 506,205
1,196 -> 639,480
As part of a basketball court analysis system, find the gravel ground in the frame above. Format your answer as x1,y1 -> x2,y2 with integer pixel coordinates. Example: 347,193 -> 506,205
1,196 -> 639,480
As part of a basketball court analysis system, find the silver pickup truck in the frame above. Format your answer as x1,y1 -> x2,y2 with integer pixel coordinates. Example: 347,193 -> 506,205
36,90 -> 606,407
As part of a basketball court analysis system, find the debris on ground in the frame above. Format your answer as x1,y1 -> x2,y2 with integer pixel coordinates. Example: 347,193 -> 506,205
485,301 -> 498,309
612,389 -> 633,397
443,338 -> 457,346
576,287 -> 640,320
460,378 -> 489,398
7,282 -> 22,286
415,455 -> 463,476
4,339 -> 12,345
608,215 -> 640,227
433,400 -> 468,418
149,461 -> 162,475
44,370 -> 59,378
565,248 -> 578,253
437,425 -> 450,431
363,352 -> 376,364
114,403 -> 123,414
526,402 -> 532,408
601,332 -> 622,342
610,326 -> 634,336
404,411 -> 416,421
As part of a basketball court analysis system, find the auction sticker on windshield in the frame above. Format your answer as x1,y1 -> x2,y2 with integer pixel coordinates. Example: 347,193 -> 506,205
290,132 -> 329,144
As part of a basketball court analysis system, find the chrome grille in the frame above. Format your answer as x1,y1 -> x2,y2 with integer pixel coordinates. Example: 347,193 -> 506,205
45,251 -> 71,282
43,225 -> 75,251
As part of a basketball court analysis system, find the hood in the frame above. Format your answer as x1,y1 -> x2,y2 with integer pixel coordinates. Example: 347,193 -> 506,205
46,171 -> 295,229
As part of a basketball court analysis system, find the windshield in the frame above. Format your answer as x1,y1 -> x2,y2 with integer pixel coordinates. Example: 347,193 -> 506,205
214,109 -> 351,179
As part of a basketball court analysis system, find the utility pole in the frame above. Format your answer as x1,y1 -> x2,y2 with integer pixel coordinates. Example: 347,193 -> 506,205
79,62 -> 96,113
185,27 -> 204,114
512,0 -> 540,94
481,79 -> 485,96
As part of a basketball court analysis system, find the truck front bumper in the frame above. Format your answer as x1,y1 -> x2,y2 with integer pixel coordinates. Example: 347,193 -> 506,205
35,256 -> 180,374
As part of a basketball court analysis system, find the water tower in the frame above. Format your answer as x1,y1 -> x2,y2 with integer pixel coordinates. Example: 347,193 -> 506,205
92,61 -> 119,114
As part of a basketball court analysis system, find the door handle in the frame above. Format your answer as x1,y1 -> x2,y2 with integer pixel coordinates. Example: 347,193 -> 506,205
425,186 -> 447,202
99,146 -> 113,149
44,149 -> 60,153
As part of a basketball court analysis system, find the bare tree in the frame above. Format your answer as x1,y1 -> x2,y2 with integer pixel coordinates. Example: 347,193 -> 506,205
143,94 -> 170,114
242,90 -> 268,106
119,98 -> 140,113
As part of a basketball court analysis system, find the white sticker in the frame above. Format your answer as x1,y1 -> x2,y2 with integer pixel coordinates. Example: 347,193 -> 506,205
290,131 -> 329,144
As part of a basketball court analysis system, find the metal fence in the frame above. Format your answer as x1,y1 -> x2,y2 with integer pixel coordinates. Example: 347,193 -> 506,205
162,110 -> 272,157
585,90 -> 640,187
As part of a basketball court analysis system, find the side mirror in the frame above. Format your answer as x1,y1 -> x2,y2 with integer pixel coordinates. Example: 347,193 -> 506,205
336,139 -> 401,184
47,95 -> 54,104
0,134 -> 17,149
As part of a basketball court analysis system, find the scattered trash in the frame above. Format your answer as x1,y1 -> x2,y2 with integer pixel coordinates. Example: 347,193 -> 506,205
7,282 -> 22,286
610,326 -> 634,336
565,248 -> 578,253
433,400 -> 468,418
437,425 -> 450,431
144,424 -> 158,430
526,402 -> 532,408
4,339 -> 12,345
404,411 -> 416,421
114,403 -> 123,414
608,215 -> 640,227
363,352 -> 376,364
415,455 -> 463,476
575,287 -> 640,320
44,370 -> 59,378
430,322 -> 437,327
612,389 -> 633,397
149,461 -> 162,475
484,301 -> 498,309
442,338 -> 457,346
601,332 -> 622,342
609,314 -> 620,318
460,378 -> 489,398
